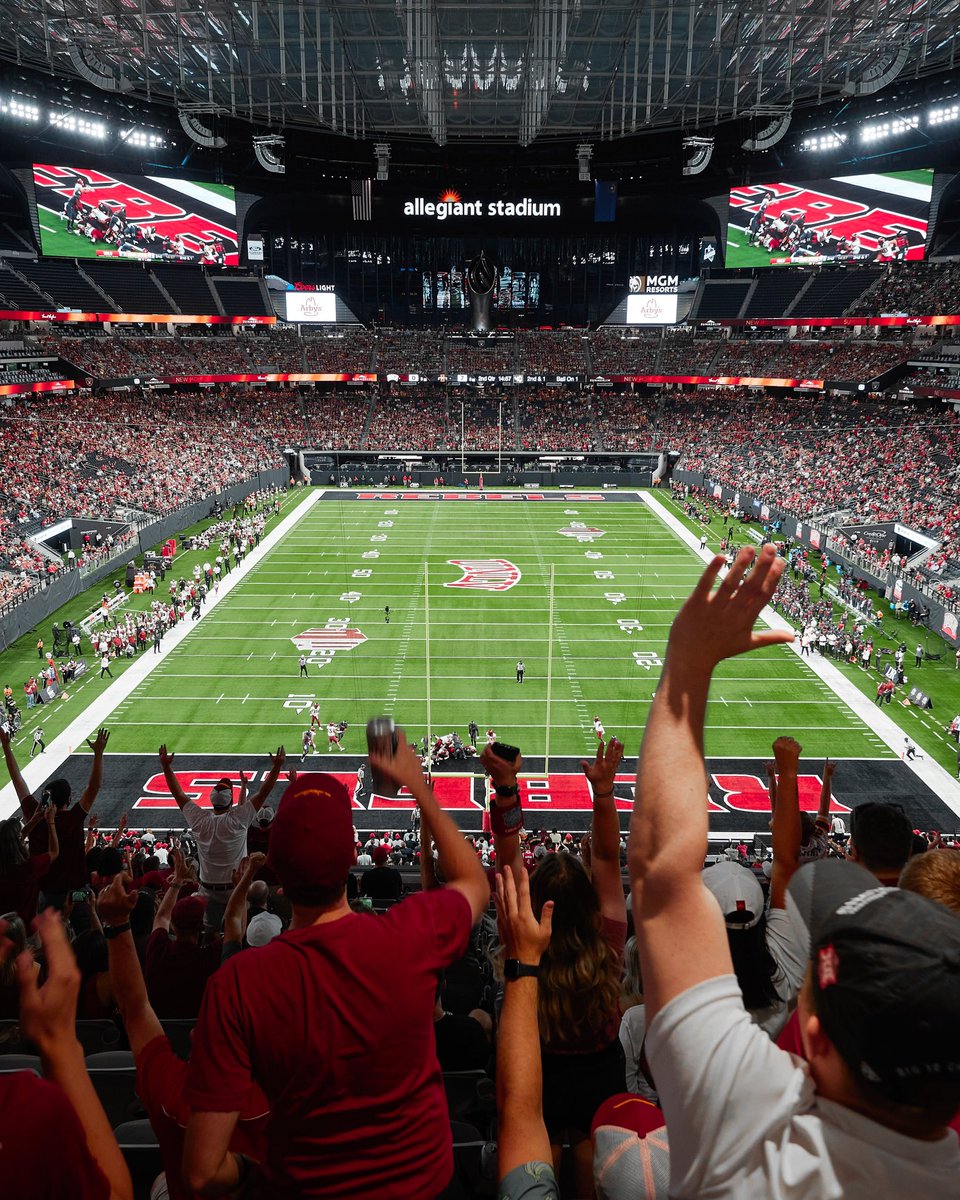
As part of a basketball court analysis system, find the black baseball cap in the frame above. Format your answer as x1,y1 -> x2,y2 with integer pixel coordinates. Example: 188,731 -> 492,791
788,859 -> 960,1103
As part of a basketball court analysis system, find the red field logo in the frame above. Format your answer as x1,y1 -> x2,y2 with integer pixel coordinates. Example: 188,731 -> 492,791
558,524 -> 605,542
445,559 -> 522,591
291,629 -> 367,652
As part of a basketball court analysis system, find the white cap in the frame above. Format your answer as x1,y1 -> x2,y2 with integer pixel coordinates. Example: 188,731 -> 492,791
701,861 -> 765,929
246,912 -> 283,947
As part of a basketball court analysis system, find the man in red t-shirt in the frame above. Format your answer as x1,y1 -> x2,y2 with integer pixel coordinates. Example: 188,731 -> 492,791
1,726 -> 110,906
183,737 -> 489,1199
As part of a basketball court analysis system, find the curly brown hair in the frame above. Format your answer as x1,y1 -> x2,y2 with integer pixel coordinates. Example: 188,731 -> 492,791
529,854 -> 622,1047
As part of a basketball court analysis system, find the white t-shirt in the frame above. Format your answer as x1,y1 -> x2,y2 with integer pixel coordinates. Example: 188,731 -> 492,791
751,905 -> 809,1038
619,1003 -> 659,1104
181,799 -> 256,885
646,974 -> 960,1199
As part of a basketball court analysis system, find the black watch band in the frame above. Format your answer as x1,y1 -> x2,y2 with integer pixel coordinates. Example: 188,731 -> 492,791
504,958 -> 540,981
103,922 -> 131,939
494,783 -> 519,798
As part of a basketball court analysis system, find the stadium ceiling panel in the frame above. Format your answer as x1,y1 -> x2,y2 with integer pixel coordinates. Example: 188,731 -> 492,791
0,0 -> 958,144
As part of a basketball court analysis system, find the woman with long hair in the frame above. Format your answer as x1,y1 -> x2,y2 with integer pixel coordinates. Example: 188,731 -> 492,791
489,736 -> 627,1198
0,805 -> 59,924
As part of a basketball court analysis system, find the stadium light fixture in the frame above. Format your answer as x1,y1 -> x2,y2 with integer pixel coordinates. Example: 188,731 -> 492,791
929,104 -> 960,126
0,95 -> 40,122
681,136 -> 713,176
577,143 -> 593,182
253,134 -> 285,174
119,128 -> 167,149
374,142 -> 390,181
50,110 -> 108,139
860,114 -> 920,143
800,131 -> 847,151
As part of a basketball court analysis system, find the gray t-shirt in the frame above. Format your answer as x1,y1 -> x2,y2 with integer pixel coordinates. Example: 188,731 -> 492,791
647,974 -> 960,1198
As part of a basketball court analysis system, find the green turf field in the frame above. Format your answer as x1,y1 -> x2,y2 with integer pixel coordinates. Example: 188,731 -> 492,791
38,205 -> 102,260
9,488 -> 960,776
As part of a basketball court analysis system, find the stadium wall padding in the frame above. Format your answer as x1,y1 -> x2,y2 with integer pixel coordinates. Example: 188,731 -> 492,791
0,467 -> 287,652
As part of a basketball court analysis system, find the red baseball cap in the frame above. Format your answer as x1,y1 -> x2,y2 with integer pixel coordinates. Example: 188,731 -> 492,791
171,895 -> 207,933
268,774 -> 355,895
372,846 -> 389,866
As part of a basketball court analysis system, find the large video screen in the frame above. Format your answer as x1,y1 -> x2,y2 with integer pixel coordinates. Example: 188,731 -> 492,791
284,292 -> 337,323
725,170 -> 933,268
627,293 -> 678,324
33,164 -> 239,266
421,266 -> 541,310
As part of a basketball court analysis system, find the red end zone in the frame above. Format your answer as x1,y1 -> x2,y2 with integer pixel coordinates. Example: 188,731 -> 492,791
134,770 -> 847,815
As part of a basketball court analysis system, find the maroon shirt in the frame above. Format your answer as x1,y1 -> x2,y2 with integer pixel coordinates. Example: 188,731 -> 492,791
0,853 -> 51,923
24,801 -> 88,892
145,929 -> 223,1020
186,888 -> 472,1199
0,1072 -> 109,1198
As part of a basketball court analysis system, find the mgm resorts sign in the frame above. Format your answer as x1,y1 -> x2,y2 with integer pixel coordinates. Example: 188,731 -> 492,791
403,190 -> 561,221
629,274 -> 680,295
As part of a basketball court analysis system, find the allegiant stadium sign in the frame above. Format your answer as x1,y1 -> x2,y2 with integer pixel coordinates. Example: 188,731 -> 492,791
403,190 -> 561,221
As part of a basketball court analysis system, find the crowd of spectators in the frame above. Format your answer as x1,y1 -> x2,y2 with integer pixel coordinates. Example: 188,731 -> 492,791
301,391 -> 371,448
589,329 -> 660,375
445,339 -> 517,374
518,331 -> 588,375
516,390 -> 597,451
849,260 -> 960,317
0,388 -> 302,603
302,331 -> 374,374
667,390 -> 960,559
1,547 -> 958,1198
375,329 -> 446,374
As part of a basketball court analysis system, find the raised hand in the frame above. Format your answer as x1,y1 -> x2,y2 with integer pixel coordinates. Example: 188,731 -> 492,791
580,736 -> 624,797
494,867 -> 553,964
773,735 -> 803,762
158,744 -> 175,769
669,544 -> 792,671
97,872 -> 138,926
16,910 -> 82,1059
480,742 -> 522,788
86,728 -> 110,756
369,728 -> 427,793
268,746 -> 286,771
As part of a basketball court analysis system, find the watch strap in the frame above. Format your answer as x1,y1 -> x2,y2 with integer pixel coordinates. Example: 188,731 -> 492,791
504,958 -> 540,980
103,922 -> 131,939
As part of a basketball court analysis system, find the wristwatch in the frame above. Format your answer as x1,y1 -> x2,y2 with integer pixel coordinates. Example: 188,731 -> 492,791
504,958 -> 540,981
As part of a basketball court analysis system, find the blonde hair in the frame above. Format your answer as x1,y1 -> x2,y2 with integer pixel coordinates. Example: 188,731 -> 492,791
899,849 -> 960,914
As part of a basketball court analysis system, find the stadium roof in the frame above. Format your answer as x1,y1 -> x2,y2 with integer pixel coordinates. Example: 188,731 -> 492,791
1,0 -> 958,146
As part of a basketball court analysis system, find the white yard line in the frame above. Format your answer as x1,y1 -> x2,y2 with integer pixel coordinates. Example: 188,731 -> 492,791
0,491 -> 323,819
640,490 -> 960,820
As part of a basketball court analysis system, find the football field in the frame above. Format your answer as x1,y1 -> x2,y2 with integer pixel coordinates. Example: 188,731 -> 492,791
3,489 -> 960,837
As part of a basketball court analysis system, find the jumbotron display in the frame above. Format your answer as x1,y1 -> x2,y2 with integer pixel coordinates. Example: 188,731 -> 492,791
725,169 -> 934,268
33,164 -> 239,266
422,267 -> 540,310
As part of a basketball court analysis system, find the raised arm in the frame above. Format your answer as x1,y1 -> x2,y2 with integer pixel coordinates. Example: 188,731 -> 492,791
222,854 -> 265,947
419,811 -> 440,891
246,747 -> 286,813
14,910 -> 133,1200
152,846 -> 195,934
769,736 -> 802,910
581,737 -> 627,923
158,745 -> 191,811
481,743 -> 524,886
630,545 -> 791,1023
371,730 -> 489,922
79,728 -> 110,813
98,874 -> 163,1056
42,804 -> 60,864
0,725 -> 33,809
494,867 -> 554,1182
817,757 -> 835,828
